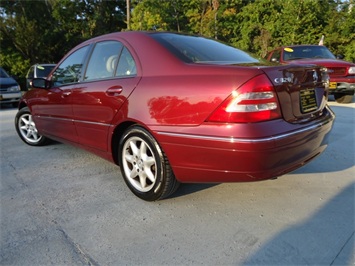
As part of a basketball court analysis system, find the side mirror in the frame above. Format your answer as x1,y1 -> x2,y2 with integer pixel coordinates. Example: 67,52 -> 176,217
336,54 -> 344,60
271,58 -> 279,63
32,78 -> 50,89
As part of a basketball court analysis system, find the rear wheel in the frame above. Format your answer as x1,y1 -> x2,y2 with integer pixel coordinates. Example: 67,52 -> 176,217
118,125 -> 180,201
15,107 -> 49,146
334,93 -> 354,104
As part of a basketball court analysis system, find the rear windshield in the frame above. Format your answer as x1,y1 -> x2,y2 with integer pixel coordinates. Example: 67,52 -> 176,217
151,33 -> 260,65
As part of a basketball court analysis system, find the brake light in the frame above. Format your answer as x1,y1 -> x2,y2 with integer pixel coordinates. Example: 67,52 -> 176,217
207,74 -> 282,123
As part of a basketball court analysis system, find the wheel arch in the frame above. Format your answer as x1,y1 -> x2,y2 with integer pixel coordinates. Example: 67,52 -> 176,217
18,101 -> 28,110
111,121 -> 135,165
111,121 -> 165,166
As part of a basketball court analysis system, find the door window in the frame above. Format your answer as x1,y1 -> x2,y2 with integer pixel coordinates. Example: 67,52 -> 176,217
116,47 -> 137,77
27,66 -> 34,79
271,50 -> 281,62
84,41 -> 124,81
52,46 -> 89,86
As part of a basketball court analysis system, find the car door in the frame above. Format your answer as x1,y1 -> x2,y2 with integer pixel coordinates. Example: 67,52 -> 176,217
70,41 -> 141,151
32,45 -> 90,143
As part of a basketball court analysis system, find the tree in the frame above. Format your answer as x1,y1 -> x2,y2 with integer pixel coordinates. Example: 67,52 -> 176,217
323,0 -> 355,62
229,0 -> 282,55
130,0 -> 189,32
0,0 -> 58,75
1,0 -> 354,79
0,0 -> 127,78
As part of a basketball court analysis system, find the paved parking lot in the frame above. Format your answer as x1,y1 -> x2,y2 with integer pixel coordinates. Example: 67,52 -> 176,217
1,98 -> 354,265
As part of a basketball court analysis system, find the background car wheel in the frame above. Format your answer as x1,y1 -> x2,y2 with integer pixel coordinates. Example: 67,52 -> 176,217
334,93 -> 354,104
118,126 -> 180,201
15,107 -> 49,146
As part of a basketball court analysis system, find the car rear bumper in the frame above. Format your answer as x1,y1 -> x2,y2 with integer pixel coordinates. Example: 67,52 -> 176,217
153,106 -> 335,183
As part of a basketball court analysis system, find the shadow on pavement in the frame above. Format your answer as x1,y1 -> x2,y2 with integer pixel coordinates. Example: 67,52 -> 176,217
242,183 -> 355,265
0,104 -> 17,110
168,183 -> 220,199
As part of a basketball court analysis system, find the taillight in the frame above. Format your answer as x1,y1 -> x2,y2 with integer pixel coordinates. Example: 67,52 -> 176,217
207,74 -> 282,123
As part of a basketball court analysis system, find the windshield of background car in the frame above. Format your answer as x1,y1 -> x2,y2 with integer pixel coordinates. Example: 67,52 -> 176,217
151,33 -> 260,65
0,68 -> 10,78
36,65 -> 55,78
283,46 -> 336,60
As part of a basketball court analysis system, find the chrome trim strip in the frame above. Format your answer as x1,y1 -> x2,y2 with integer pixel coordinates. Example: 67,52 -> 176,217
74,119 -> 109,127
37,115 -> 73,123
37,116 -> 109,127
156,114 -> 334,144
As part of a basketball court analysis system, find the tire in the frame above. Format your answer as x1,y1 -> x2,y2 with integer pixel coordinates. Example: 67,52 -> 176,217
118,125 -> 180,201
15,107 -> 49,146
334,93 -> 354,104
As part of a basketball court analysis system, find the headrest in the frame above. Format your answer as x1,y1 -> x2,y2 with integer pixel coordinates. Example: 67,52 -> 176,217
106,55 -> 118,73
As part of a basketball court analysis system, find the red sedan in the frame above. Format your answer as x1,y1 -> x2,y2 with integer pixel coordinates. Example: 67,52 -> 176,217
15,32 -> 335,201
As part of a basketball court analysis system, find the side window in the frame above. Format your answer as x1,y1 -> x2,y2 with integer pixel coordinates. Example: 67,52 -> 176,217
84,41 -> 123,81
271,50 -> 281,62
115,47 -> 137,77
27,66 -> 34,79
52,46 -> 89,86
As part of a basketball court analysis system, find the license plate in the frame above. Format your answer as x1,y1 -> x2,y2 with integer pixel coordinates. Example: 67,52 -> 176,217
329,82 -> 337,89
300,89 -> 317,113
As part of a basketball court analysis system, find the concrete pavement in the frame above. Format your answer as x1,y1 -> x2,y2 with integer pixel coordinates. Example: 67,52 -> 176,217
1,98 -> 354,265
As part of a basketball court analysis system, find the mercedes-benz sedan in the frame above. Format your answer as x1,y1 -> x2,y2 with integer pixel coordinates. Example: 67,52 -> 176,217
15,32 -> 335,201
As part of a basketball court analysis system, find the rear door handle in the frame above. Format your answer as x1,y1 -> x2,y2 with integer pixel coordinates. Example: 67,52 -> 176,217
62,91 -> 72,97
106,86 -> 123,96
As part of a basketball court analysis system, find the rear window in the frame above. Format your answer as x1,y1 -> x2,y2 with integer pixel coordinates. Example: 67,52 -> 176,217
151,33 -> 259,65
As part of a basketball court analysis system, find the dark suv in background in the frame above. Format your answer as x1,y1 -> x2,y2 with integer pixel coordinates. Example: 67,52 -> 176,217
266,45 -> 355,103
0,67 -> 22,107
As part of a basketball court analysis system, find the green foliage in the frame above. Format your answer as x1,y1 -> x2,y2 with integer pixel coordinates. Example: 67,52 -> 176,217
323,0 -> 355,61
0,49 -> 30,77
1,0 -> 354,80
0,0 -> 126,77
130,0 -> 354,62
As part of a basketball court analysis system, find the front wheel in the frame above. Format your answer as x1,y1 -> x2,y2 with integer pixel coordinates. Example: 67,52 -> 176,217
118,126 -> 180,201
15,107 -> 49,146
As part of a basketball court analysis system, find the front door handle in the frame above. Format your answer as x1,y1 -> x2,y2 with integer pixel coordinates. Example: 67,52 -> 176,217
106,86 -> 123,96
62,91 -> 72,97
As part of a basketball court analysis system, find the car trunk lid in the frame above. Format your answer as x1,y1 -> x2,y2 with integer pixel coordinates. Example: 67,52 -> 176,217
260,65 -> 329,123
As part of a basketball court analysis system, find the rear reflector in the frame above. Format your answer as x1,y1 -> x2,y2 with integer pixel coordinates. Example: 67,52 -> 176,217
207,74 -> 282,123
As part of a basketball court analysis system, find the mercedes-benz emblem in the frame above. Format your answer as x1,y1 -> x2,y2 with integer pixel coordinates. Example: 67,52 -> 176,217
313,71 -> 318,83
